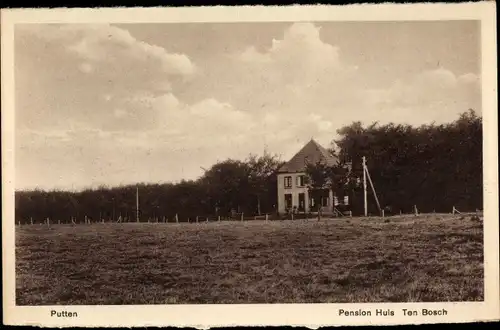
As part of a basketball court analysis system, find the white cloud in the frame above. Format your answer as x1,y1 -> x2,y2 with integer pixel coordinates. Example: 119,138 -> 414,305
234,22 -> 346,91
78,62 -> 93,73
364,68 -> 481,124
18,24 -> 195,96
113,108 -> 126,118
135,94 -> 256,140
458,72 -> 480,85
227,24 -> 480,128
24,24 -> 196,76
239,46 -> 271,63
14,22 -> 481,190
16,24 -> 198,133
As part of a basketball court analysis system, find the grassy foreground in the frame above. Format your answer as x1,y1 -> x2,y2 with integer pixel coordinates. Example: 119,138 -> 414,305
16,214 -> 483,305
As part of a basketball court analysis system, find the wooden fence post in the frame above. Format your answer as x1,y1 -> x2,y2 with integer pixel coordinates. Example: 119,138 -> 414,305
58,219 -> 61,225
218,215 -> 221,222
206,217 -> 209,223
47,217 -> 50,226
381,209 -> 385,218
30,217 -> 33,225
414,205 -> 418,216
241,213 -> 244,221
196,216 -> 199,223
265,214 -> 268,221
175,213 -> 179,223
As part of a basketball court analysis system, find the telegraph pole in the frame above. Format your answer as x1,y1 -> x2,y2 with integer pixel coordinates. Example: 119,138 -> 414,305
136,186 -> 139,223
365,162 -> 381,216
112,197 -> 115,222
362,156 -> 367,217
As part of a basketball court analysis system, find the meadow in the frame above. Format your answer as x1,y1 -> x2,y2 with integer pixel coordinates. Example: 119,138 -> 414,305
15,214 -> 483,305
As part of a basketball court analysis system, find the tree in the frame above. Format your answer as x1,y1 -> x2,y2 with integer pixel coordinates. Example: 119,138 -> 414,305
199,159 -> 251,216
14,111 -> 482,223
305,161 -> 330,220
247,153 -> 283,215
330,110 -> 482,214
326,160 -> 359,214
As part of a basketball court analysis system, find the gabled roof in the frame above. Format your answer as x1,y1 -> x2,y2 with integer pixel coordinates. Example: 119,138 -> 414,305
278,139 -> 339,173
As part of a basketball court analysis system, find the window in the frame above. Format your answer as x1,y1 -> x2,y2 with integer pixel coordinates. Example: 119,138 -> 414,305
284,176 -> 292,188
285,194 -> 293,209
322,196 -> 329,207
296,175 -> 305,187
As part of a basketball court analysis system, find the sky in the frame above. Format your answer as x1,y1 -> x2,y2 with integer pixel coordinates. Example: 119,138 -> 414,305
14,21 -> 481,191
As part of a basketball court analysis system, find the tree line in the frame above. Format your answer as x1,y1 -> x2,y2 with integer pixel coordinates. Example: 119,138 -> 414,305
15,154 -> 284,223
327,109 -> 482,215
15,109 -> 482,223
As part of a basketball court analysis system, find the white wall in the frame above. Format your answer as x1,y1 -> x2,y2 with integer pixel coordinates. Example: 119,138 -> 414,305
277,172 -> 309,213
277,172 -> 336,214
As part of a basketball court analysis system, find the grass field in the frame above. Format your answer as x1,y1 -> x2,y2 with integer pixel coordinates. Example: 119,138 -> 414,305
16,214 -> 483,305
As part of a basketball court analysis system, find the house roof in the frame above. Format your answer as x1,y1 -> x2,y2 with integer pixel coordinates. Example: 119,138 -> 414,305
278,139 -> 339,173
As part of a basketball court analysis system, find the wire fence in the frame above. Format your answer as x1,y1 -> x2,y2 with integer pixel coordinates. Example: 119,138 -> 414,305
15,205 -> 483,227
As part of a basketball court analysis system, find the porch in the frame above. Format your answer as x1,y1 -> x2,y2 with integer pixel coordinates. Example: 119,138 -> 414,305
282,188 -> 335,215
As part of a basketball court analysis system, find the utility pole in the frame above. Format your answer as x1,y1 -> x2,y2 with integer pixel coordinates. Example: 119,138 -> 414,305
112,197 -> 115,222
362,156 -> 367,217
136,186 -> 139,223
365,162 -> 381,216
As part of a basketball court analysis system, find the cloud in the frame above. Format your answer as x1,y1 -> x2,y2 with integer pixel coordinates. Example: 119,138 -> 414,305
78,62 -> 93,73
14,22 -> 481,190
15,24 -> 197,132
233,22 -> 348,97
230,23 -> 480,128
67,25 -> 195,76
14,96 -> 264,190
22,24 -> 195,76
364,68 -> 481,124
113,108 -> 127,118
131,94 -> 257,141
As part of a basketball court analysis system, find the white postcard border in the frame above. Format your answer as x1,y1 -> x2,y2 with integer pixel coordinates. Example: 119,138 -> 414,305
2,3 -> 498,327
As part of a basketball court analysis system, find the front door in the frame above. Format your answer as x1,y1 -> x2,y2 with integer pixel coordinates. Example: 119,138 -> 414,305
298,193 -> 305,212
284,194 -> 292,212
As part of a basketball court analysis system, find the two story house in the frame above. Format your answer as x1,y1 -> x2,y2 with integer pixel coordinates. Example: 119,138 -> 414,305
276,139 -> 339,215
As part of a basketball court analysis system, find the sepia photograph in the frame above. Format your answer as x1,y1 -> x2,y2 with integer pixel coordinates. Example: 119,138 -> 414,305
2,3 -> 499,327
